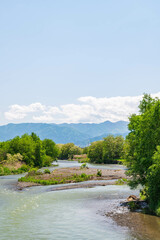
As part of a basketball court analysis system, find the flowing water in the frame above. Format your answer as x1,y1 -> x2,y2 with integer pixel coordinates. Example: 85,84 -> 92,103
0,161 -> 160,240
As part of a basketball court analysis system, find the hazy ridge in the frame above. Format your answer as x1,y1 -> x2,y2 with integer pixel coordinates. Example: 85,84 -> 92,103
0,121 -> 129,146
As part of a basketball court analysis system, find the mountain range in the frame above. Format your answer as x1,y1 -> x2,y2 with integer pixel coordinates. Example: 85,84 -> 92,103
0,121 -> 129,147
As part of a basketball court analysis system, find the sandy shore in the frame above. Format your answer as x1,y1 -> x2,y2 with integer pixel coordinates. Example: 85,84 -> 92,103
49,180 -> 118,191
17,167 -> 127,190
105,202 -> 160,240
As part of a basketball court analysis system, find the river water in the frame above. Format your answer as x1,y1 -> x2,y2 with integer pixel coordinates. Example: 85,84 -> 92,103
0,161 -> 160,240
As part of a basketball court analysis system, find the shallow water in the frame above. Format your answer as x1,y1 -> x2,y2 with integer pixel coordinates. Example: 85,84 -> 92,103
52,160 -> 127,170
0,162 -> 159,240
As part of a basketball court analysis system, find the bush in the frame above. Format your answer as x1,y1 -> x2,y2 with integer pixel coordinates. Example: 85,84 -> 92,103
115,178 -> 128,185
80,173 -> 87,178
96,169 -> 102,177
42,155 -> 53,167
27,168 -> 38,176
19,164 -> 30,172
80,163 -> 88,169
44,169 -> 51,174
0,166 -> 4,175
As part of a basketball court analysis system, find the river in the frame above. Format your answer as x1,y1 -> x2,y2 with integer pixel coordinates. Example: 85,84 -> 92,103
0,161 -> 160,240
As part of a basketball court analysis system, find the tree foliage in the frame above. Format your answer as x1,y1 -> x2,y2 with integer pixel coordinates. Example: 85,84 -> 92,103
88,135 -> 124,164
0,133 -> 59,168
88,141 -> 103,163
59,143 -> 82,160
124,94 -> 160,215
125,94 -> 160,186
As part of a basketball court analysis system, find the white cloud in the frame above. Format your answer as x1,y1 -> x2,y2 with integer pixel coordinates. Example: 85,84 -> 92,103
5,103 -> 45,120
4,92 -> 160,123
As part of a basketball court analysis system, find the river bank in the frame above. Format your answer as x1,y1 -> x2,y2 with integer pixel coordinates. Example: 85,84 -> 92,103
105,199 -> 160,240
1,161 -> 160,240
17,166 -> 128,190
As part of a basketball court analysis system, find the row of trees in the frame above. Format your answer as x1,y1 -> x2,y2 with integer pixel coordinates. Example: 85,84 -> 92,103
56,136 -> 125,163
0,133 -> 124,167
0,133 -> 59,167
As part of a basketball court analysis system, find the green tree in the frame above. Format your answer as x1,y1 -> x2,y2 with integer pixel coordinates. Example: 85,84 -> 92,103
59,143 -> 81,160
31,132 -> 40,142
88,136 -> 124,164
124,94 -> 160,215
0,133 -> 60,169
42,139 -> 59,159
145,146 -> 160,214
125,94 -> 160,187
34,141 -> 43,167
88,141 -> 103,163
68,145 -> 82,159
103,135 -> 124,163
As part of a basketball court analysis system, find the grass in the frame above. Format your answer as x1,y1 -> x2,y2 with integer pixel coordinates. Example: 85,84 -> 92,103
115,178 -> 129,185
0,164 -> 30,176
52,164 -> 59,167
18,172 -> 93,185
78,158 -> 89,163
44,169 -> 51,174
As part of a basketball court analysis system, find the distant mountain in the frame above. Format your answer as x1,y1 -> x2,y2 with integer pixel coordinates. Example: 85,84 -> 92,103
0,121 -> 129,146
60,121 -> 128,137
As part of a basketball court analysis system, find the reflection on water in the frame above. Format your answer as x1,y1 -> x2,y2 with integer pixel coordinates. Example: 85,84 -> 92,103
0,162 -> 159,240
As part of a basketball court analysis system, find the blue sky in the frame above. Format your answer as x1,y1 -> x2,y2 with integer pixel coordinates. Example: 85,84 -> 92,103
0,0 -> 160,124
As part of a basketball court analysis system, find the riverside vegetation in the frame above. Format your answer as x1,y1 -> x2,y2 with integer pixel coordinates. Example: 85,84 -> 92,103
123,94 -> 160,216
18,167 -> 93,185
0,133 -> 124,177
1,94 -> 160,217
0,133 -> 59,175
18,166 -> 127,189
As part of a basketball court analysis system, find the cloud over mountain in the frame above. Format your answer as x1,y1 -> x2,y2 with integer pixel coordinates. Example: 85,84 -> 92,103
4,93 -> 160,124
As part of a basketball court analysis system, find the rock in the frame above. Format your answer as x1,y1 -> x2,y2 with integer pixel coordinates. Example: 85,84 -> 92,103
120,196 -> 149,211
127,195 -> 139,201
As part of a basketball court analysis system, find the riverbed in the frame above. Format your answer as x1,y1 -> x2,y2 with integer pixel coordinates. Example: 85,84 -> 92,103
0,161 -> 160,240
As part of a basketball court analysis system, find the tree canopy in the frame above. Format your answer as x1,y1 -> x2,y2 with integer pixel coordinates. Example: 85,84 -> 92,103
0,133 -> 59,167
59,143 -> 82,160
87,135 -> 124,164
124,94 -> 160,215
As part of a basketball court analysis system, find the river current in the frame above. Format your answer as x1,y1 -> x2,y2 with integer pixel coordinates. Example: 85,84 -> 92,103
0,161 -> 160,240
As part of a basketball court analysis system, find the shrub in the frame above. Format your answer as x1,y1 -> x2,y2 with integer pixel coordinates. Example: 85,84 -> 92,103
96,169 -> 102,177
27,168 -> 38,176
78,158 -> 89,163
42,155 -> 53,167
44,169 -> 51,174
115,178 -> 128,185
19,164 -> 30,172
80,163 -> 88,169
80,173 -> 87,178
0,166 -> 4,175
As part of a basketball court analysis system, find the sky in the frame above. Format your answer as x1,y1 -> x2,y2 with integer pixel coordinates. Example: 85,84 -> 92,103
0,0 -> 160,125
